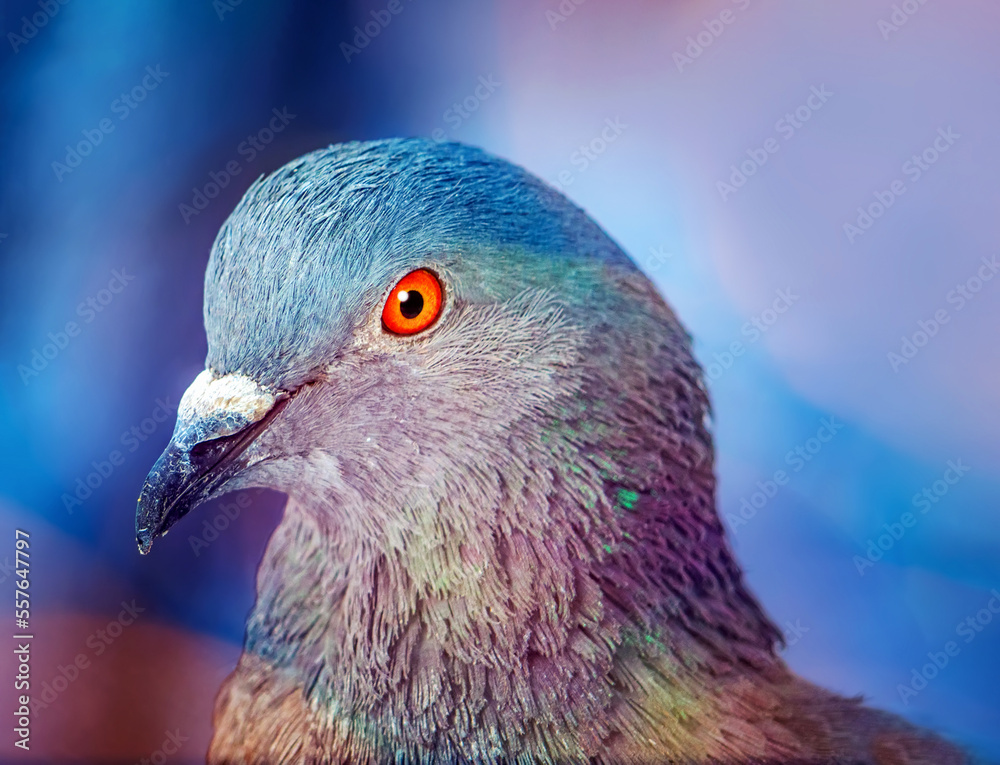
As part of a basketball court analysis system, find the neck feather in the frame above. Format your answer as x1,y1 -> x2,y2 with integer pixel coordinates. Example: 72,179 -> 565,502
240,457 -> 788,762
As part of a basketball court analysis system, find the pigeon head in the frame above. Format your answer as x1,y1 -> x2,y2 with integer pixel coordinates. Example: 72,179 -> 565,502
138,138 -> 713,564
137,138 -> 786,761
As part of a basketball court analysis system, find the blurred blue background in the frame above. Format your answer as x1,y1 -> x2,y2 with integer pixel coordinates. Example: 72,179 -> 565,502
1,1 -> 998,762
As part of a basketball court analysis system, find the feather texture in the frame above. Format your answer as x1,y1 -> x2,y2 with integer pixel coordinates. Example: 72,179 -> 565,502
153,139 -> 973,764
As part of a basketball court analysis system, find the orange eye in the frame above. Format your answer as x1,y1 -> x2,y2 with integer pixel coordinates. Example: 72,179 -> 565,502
381,269 -> 443,335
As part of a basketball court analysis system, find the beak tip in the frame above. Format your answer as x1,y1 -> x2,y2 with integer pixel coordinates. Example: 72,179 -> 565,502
132,386 -> 286,558
136,526 -> 153,555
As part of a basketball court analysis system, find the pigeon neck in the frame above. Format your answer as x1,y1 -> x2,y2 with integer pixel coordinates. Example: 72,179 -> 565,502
242,478 -> 786,760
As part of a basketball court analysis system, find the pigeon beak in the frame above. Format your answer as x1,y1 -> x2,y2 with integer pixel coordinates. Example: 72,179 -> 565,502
135,370 -> 288,554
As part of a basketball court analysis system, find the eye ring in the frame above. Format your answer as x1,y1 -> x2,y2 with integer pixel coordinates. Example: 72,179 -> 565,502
381,269 -> 444,335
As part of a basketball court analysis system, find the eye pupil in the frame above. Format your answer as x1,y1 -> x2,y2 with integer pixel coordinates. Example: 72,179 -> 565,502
398,290 -> 424,319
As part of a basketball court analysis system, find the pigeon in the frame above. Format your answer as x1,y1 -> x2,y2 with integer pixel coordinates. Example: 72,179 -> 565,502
136,138 -> 973,764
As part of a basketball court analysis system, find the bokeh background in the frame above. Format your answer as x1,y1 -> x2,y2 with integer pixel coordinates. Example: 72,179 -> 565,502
1,1 -> 998,762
